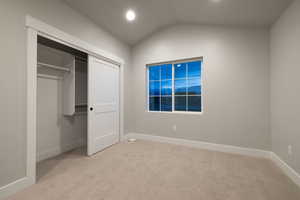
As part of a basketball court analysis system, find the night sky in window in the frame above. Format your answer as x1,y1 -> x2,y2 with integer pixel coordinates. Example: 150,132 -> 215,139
148,60 -> 202,112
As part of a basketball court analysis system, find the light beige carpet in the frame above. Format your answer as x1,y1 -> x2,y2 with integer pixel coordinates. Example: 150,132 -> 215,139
7,140 -> 300,200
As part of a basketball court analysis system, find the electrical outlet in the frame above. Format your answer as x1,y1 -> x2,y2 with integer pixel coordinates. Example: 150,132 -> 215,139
172,125 -> 177,132
288,145 -> 292,156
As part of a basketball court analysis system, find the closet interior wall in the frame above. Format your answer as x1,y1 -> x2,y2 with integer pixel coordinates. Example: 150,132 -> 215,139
36,36 -> 88,162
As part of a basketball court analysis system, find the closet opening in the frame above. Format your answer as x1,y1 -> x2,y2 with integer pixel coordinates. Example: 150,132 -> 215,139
36,36 -> 88,181
26,17 -> 124,186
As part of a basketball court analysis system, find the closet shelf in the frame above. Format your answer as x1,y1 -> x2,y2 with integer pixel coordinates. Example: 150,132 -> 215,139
75,104 -> 88,107
37,62 -> 71,72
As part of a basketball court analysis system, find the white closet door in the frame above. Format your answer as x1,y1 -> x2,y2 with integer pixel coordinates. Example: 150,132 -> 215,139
88,56 -> 120,156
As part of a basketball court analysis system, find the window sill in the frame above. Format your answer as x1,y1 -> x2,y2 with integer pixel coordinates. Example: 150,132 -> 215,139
147,111 -> 203,115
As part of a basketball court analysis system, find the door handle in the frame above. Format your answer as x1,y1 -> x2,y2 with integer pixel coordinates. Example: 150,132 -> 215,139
90,107 -> 93,111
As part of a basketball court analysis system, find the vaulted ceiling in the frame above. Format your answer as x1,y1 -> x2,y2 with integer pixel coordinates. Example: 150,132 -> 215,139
64,0 -> 293,46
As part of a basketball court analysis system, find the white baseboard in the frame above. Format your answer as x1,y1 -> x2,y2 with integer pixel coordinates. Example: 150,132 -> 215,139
0,177 -> 33,200
125,133 -> 300,187
270,152 -> 300,187
125,133 -> 271,158
0,139 -> 85,199
37,138 -> 84,162
2,133 -> 299,200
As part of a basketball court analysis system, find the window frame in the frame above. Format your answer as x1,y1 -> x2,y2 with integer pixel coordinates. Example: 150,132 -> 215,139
146,57 -> 203,114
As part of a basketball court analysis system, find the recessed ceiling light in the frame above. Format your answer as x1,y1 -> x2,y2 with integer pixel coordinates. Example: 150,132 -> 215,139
126,9 -> 136,22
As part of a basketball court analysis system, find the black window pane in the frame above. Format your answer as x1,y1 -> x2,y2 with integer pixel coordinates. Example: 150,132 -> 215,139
161,97 -> 172,111
175,96 -> 187,111
161,80 -> 172,96
149,66 -> 160,81
174,63 -> 187,79
188,96 -> 201,112
175,79 -> 187,95
149,97 -> 160,111
188,61 -> 201,78
187,78 -> 201,95
149,81 -> 160,96
161,64 -> 172,80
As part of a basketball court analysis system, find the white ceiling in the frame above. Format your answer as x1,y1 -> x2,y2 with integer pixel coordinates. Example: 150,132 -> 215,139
64,0 -> 292,46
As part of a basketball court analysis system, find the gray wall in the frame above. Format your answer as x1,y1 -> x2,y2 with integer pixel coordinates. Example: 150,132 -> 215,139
270,0 -> 300,174
131,25 -> 271,150
1,0 -> 298,192
0,0 -> 131,188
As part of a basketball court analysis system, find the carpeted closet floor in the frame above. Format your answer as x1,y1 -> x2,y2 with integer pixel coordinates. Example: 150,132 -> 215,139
6,140 -> 300,200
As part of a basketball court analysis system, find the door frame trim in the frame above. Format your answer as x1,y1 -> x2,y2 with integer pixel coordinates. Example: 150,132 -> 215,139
25,15 -> 125,186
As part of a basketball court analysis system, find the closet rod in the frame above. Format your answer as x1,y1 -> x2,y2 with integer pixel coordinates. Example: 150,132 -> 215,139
37,74 -> 62,80
37,62 -> 71,72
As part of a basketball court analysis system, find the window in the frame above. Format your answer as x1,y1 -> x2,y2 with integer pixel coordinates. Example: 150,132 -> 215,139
147,59 -> 202,113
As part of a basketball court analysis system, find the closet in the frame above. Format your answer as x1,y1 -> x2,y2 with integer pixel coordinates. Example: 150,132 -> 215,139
36,36 -> 88,162
36,35 -> 120,166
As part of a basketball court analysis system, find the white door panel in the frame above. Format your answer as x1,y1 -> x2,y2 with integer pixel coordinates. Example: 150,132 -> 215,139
88,56 -> 119,156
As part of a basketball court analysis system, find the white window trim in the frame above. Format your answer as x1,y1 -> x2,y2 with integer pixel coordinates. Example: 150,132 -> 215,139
146,57 -> 203,114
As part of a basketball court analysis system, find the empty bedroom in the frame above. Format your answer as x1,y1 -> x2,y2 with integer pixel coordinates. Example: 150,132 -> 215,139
0,0 -> 300,199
